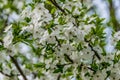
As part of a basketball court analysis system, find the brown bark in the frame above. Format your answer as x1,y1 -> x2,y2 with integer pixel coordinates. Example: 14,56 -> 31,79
109,0 -> 120,31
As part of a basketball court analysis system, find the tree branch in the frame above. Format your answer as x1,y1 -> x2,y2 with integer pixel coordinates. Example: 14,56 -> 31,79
0,70 -> 20,78
84,38 -> 101,60
55,36 -> 61,47
0,71 -> 12,77
10,56 -> 28,80
57,74 -> 61,80
108,0 -> 120,31
49,0 -> 66,15
87,67 -> 96,72
64,54 -> 74,63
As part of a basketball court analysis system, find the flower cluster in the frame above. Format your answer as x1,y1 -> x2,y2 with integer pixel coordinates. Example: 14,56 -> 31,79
0,0 -> 120,80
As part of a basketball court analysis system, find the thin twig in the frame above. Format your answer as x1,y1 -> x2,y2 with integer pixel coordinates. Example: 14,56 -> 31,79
55,36 -> 61,47
0,70 -> 20,77
57,74 -> 61,80
64,54 -> 74,63
10,56 -> 28,80
0,71 -> 12,77
87,67 -> 96,72
49,0 -> 66,15
84,38 -> 101,60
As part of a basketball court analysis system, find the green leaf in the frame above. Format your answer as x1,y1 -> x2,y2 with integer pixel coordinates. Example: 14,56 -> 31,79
58,16 -> 66,25
117,54 -> 120,59
24,17 -> 31,23
101,47 -> 106,56
91,27 -> 96,34
113,53 -> 120,64
33,0 -> 41,3
60,0 -> 65,2
84,72 -> 91,77
58,39 -> 65,44
65,72 -> 73,77
34,63 -> 45,68
26,63 -> 33,70
34,47 -> 43,56
71,6 -> 76,13
28,3 -> 35,10
76,74 -> 82,80
45,1 -> 54,13
99,62 -> 110,70
44,43 -> 56,58
77,63 -> 83,73
105,70 -> 111,79
115,41 -> 120,50
20,31 -> 32,39
0,63 -> 2,71
48,28 -> 52,34
53,68 -> 62,73
76,43 -> 83,51
0,45 -> 5,51
51,8 -> 56,14
42,20 -> 55,34
53,64 -> 64,73
12,22 -> 21,36
38,70 -> 44,78
90,61 -> 99,73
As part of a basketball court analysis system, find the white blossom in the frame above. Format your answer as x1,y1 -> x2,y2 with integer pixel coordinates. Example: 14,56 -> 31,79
114,31 -> 120,41
1,0 -> 120,80
3,31 -> 13,48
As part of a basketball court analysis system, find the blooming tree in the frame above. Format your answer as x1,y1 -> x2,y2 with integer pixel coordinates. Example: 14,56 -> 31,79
0,0 -> 120,80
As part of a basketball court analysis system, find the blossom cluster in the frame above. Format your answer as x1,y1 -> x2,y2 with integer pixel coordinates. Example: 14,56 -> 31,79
0,0 -> 120,80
